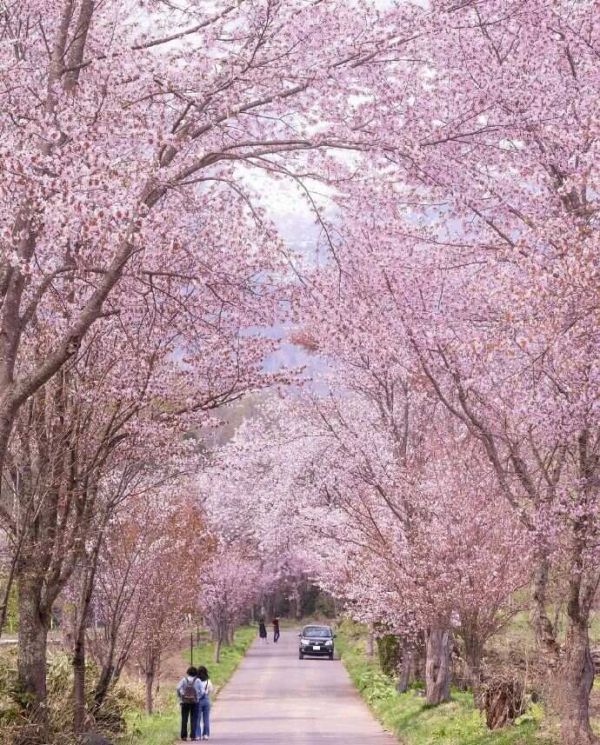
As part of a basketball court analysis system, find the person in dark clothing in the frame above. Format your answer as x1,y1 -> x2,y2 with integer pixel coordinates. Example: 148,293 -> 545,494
258,617 -> 268,643
272,616 -> 280,643
176,665 -> 203,741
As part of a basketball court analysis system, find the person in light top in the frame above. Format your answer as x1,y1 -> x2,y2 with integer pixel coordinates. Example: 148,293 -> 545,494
195,665 -> 214,741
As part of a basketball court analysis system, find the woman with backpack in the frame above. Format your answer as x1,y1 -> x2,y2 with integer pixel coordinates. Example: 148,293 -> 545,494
195,665 -> 214,740
176,666 -> 203,741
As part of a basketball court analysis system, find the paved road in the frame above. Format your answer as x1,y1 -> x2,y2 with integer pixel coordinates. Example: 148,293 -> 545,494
212,629 -> 398,745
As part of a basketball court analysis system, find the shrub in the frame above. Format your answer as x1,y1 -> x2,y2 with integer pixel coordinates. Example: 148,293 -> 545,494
377,634 -> 401,678
0,648 -> 138,744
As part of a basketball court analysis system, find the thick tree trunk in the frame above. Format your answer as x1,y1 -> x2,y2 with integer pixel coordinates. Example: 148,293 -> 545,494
288,595 -> 296,620
558,634 -> 596,745
557,586 -> 599,745
214,636 -> 222,663
555,434 -> 600,745
0,402 -> 16,487
93,662 -> 115,711
73,527 -> 105,732
73,632 -> 86,733
291,584 -> 302,620
145,670 -> 155,715
529,555 -> 560,663
396,641 -> 413,693
425,626 -> 451,705
17,573 -> 49,740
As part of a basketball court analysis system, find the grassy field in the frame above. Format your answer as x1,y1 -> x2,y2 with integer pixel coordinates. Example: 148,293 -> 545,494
118,626 -> 256,745
336,621 -> 560,745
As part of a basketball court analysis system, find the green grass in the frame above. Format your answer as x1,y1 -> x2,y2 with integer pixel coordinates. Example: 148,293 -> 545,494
183,625 -> 257,688
119,708 -> 181,745
492,607 -> 600,650
589,614 -> 600,643
118,626 -> 256,745
336,621 -> 557,745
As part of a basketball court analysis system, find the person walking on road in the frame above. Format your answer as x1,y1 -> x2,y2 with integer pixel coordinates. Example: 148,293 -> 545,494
195,665 -> 214,741
259,617 -> 268,643
272,616 -> 280,643
176,665 -> 203,741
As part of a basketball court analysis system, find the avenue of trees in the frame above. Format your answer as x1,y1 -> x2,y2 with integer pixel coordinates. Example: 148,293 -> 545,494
0,1 -> 598,744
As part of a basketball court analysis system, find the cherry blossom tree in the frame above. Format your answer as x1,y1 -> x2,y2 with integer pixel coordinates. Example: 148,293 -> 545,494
298,202 -> 597,727
306,398 -> 530,705
2,2 -> 597,742
199,547 -> 263,663
66,464 -> 151,733
285,2 -> 599,737
86,485 -> 207,715
0,0 -> 407,482
87,491 -> 170,715
203,384 -> 529,707
0,6 -> 413,732
128,493 -> 208,716
0,273 -> 270,734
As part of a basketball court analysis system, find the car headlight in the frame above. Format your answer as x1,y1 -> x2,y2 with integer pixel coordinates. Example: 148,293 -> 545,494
301,638 -> 309,644
325,640 -> 333,646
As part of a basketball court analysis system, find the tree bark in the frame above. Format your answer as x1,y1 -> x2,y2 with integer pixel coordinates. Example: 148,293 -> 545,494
554,433 -> 600,744
558,624 -> 597,745
290,584 -> 302,620
462,627 -> 484,706
93,662 -> 115,711
214,637 -> 222,663
529,554 -> 560,662
73,632 -> 86,733
425,626 -> 451,705
396,640 -> 413,693
145,670 -> 155,715
72,525 -> 105,732
92,601 -> 140,711
557,558 -> 600,745
16,572 -> 49,740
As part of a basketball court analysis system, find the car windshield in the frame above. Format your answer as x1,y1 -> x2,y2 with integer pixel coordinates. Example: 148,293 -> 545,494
303,626 -> 332,637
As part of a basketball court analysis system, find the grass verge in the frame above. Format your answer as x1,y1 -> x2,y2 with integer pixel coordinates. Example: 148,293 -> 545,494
183,626 -> 257,689
336,620 -> 557,745
118,626 -> 256,745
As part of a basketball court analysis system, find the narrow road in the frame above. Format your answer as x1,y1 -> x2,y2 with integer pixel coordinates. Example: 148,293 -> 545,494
212,629 -> 398,744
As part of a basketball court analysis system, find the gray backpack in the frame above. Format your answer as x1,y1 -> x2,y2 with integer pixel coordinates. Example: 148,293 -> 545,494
181,677 -> 199,704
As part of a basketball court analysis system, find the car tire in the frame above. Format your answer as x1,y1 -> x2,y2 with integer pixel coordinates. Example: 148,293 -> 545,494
299,652 -> 304,660
329,653 -> 334,660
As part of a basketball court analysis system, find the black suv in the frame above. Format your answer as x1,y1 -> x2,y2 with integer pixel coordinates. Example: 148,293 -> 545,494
298,624 -> 335,660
